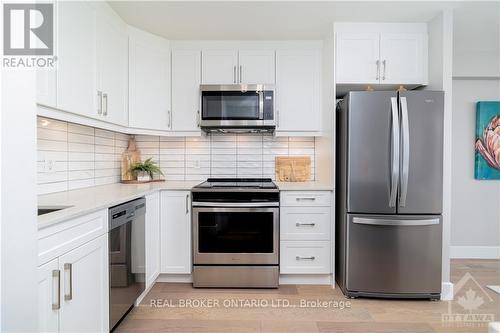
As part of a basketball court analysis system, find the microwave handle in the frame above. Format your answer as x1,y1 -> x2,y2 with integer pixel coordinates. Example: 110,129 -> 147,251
259,91 -> 264,120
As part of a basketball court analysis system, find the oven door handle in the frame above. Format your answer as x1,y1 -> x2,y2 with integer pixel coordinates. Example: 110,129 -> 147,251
192,202 -> 279,208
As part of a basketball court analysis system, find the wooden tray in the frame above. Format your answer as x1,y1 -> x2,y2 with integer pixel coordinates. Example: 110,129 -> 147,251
275,156 -> 311,182
121,179 -> 165,184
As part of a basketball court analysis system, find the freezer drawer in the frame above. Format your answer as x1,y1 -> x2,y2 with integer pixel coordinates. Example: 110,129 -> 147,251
346,214 -> 441,297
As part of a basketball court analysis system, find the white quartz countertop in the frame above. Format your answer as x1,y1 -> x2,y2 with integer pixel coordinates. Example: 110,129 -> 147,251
276,181 -> 334,191
38,180 -> 333,229
38,181 -> 200,229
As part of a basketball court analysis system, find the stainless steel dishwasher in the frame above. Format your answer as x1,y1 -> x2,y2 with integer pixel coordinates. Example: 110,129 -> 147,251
108,198 -> 146,331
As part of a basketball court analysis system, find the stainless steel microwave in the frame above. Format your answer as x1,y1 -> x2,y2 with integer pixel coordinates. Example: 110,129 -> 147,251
200,84 -> 275,133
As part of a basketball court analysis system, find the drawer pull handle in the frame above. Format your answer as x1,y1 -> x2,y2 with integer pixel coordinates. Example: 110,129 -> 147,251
64,263 -> 73,301
52,270 -> 60,310
296,197 -> 316,201
296,223 -> 316,227
296,256 -> 316,261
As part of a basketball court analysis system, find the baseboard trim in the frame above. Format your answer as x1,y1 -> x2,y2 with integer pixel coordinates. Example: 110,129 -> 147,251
155,273 -> 334,285
279,274 -> 332,285
157,274 -> 193,283
441,282 -> 454,301
450,246 -> 500,259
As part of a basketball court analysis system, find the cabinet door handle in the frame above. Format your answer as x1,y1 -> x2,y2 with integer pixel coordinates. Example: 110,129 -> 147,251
296,256 -> 315,261
167,110 -> 171,128
296,197 -> 316,201
296,223 -> 316,227
185,194 -> 189,214
382,60 -> 386,80
97,91 -> 102,115
52,270 -> 60,310
64,263 -> 73,301
233,66 -> 237,83
239,65 -> 242,83
196,110 -> 200,127
375,60 -> 380,80
276,109 -> 280,127
102,93 -> 108,116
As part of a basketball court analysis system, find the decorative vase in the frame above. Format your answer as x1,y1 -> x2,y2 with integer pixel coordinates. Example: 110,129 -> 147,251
121,136 -> 141,181
136,171 -> 151,182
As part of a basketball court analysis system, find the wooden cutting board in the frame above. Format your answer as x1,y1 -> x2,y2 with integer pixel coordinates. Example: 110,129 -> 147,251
275,156 -> 311,182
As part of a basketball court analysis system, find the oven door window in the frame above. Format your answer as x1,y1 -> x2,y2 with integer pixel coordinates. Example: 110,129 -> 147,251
198,211 -> 274,253
202,91 -> 260,120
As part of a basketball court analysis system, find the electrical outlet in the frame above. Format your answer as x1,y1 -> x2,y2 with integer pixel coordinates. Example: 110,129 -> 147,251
42,159 -> 55,172
194,159 -> 201,169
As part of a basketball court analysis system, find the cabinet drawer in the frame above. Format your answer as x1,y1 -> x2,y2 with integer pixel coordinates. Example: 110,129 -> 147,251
38,210 -> 108,265
280,207 -> 330,241
280,191 -> 331,207
280,241 -> 331,274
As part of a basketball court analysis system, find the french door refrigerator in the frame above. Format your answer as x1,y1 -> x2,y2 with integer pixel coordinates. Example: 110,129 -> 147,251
336,90 -> 444,299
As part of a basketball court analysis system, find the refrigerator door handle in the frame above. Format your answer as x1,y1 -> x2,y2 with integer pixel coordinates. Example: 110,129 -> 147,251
399,96 -> 410,207
389,97 -> 400,207
352,217 -> 439,226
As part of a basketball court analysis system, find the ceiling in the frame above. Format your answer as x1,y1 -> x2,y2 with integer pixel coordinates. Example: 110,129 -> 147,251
109,1 -> 466,40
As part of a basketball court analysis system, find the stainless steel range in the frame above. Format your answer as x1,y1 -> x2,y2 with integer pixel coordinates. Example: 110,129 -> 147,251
191,178 -> 279,288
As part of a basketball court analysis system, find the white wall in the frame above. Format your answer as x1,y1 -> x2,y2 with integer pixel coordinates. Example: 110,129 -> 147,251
450,2 -> 500,259
1,71 -> 38,331
426,9 -> 454,299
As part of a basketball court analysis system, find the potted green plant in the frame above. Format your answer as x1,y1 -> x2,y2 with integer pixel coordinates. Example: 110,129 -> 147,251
129,158 -> 163,182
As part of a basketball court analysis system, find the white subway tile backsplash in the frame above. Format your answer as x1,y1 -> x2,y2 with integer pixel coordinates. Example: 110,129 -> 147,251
68,123 -> 94,136
68,132 -> 94,144
37,117 -> 131,194
37,117 -> 316,194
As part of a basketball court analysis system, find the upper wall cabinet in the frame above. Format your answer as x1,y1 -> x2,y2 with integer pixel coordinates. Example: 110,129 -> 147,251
202,50 -> 238,84
379,33 -> 426,84
171,50 -> 201,132
56,1 -> 97,119
336,24 -> 428,86
44,2 -> 128,126
335,33 -> 380,84
128,28 -> 171,131
202,49 -> 275,84
96,4 -> 128,127
238,50 -> 276,84
276,49 -> 321,134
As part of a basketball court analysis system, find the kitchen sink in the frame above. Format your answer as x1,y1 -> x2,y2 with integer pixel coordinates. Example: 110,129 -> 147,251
37,206 -> 72,216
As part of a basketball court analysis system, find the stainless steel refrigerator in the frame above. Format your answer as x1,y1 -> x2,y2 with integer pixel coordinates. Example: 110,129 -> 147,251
335,90 -> 444,299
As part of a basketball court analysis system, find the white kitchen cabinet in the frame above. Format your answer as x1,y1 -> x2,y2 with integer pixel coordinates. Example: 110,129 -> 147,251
96,4 -> 128,126
160,191 -> 192,274
280,191 -> 332,275
335,33 -> 380,84
129,28 -> 171,131
56,1 -> 97,119
202,49 -> 275,84
380,33 -> 426,84
336,27 -> 428,85
171,50 -> 201,132
38,258 -> 60,333
276,49 -> 321,133
146,192 -> 161,288
59,234 -> 109,333
238,50 -> 275,84
202,50 -> 238,84
280,241 -> 331,274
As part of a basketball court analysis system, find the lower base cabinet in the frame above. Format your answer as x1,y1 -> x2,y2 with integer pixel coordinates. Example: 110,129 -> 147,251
279,191 -> 333,275
146,192 -> 161,288
38,234 -> 109,333
160,191 -> 192,274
